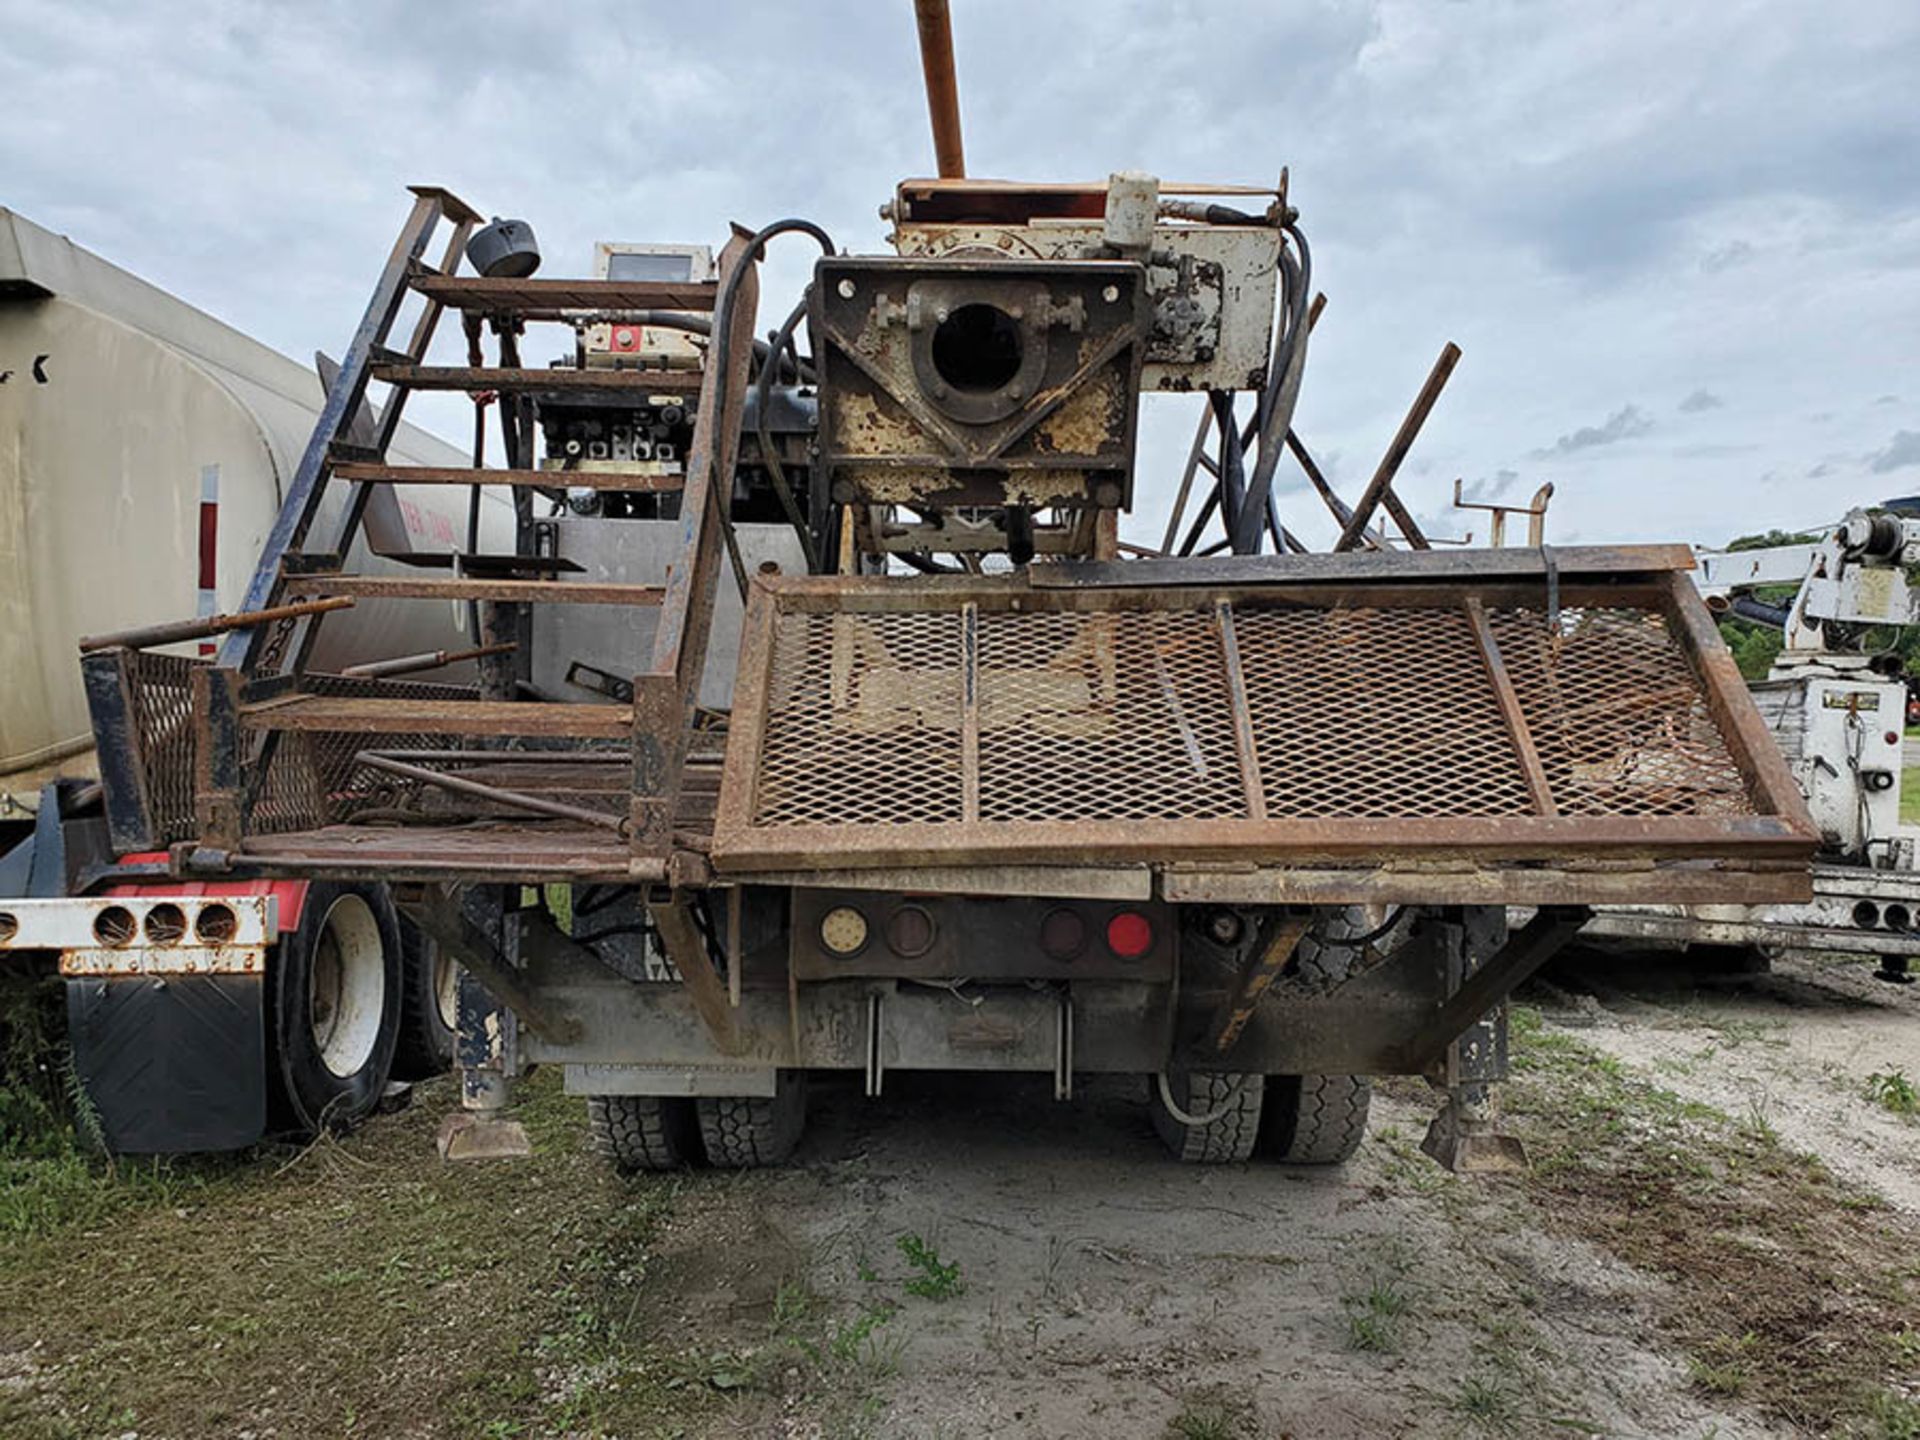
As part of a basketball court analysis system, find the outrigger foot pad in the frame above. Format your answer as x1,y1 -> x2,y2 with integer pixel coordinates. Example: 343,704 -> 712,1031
1421,1093 -> 1528,1174
436,1111 -> 532,1161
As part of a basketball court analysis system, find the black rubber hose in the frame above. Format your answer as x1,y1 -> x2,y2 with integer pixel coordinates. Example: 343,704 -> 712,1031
1232,222 -> 1312,554
706,220 -> 837,597
1729,595 -> 1791,628
756,291 -> 821,572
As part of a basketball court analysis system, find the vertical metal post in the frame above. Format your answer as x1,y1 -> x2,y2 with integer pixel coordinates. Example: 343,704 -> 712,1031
913,0 -> 967,178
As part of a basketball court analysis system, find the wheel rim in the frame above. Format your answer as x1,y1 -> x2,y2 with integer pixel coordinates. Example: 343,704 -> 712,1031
309,894 -> 385,1078
433,947 -> 460,1031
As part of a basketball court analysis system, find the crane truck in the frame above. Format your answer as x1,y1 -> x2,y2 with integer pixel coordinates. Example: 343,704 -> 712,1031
0,3 -> 1817,1171
1583,509 -> 1920,983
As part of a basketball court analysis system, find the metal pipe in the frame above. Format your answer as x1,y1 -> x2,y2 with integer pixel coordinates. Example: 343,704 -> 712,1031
79,596 -> 354,653
339,642 -> 517,679
913,0 -> 966,178
353,751 -> 630,835
1334,341 -> 1462,553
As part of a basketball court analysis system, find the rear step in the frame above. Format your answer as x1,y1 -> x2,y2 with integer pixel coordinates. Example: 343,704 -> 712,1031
238,695 -> 632,739
284,575 -> 664,605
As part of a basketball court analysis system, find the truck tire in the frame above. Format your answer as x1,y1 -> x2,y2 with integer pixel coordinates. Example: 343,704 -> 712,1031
389,921 -> 456,1082
1261,1074 -> 1371,1164
1260,906 -> 1374,1164
267,881 -> 403,1136
1151,1070 -> 1264,1163
694,1071 -> 807,1167
588,1094 -> 700,1173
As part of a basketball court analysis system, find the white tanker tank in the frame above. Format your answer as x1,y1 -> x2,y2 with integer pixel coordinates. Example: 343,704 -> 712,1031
0,206 -> 510,822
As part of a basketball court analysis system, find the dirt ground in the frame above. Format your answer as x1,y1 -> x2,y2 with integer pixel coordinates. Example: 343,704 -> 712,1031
3,947 -> 1917,1440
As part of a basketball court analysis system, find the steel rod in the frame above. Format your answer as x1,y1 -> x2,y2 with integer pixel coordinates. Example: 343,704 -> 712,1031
1335,342 -> 1461,552
340,642 -> 516,679
353,751 -> 630,834
79,596 -> 354,653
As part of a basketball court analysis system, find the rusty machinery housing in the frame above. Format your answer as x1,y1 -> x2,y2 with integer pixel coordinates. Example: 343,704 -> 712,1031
17,160 -> 1817,1167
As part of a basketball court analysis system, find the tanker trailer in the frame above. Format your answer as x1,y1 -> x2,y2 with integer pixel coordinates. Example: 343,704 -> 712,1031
0,202 -> 512,1142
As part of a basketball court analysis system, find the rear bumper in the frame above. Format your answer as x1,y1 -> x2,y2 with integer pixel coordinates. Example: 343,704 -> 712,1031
0,894 -> 276,975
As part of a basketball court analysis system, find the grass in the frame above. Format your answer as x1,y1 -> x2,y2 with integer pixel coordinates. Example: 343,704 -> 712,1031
897,1231 -> 965,1300
1504,1006 -> 1920,1436
1902,767 -> 1920,826
1866,1068 -> 1919,1119
1166,1388 -> 1253,1440
0,1071 -> 780,1440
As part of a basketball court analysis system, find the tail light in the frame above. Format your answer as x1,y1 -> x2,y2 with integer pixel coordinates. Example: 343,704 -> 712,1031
1105,910 -> 1153,960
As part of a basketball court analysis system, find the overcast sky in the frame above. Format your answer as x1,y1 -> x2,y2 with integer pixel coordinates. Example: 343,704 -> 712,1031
4,0 -> 1916,550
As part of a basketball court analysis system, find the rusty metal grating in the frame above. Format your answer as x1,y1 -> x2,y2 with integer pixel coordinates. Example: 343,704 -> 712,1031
744,598 -> 1759,831
1235,606 -> 1536,819
978,609 -> 1245,822
757,611 -> 964,826
716,559 -> 1816,881
1490,607 -> 1747,817
122,649 -> 203,844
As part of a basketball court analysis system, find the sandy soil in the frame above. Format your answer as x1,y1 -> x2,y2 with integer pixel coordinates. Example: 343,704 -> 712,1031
1536,948 -> 1920,1212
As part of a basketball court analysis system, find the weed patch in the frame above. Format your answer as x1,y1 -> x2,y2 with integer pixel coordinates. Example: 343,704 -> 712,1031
1505,1007 -> 1920,1435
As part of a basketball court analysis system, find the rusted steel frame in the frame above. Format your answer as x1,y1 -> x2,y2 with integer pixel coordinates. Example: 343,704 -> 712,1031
369,365 -> 703,397
763,571 -> 1677,616
330,463 -> 682,492
236,849 -> 657,885
192,665 -> 246,851
710,814 -> 1814,874
1333,342 -> 1462,552
79,597 -> 354,653
1213,600 -> 1267,820
1462,595 -> 1557,817
360,748 -> 622,766
80,648 -> 158,851
1160,402 -> 1220,556
408,274 -> 717,312
1394,907 -> 1589,1070
406,889 -> 582,1045
339,642 -> 515,679
1159,863 -> 1811,906
648,894 -> 742,1054
328,213 -> 477,564
240,697 -> 632,739
220,191 -> 447,671
960,602 -> 981,822
913,0 -> 966,178
1205,910 -> 1311,1054
353,752 -> 629,834
286,575 -> 664,605
714,580 -> 792,849
632,230 -> 760,852
1658,569 -> 1819,832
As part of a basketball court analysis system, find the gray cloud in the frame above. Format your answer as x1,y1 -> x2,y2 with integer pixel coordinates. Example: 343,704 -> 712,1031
1678,389 -> 1724,413
1457,469 -> 1522,505
1532,405 -> 1654,458
2,0 -> 1917,551
1869,431 -> 1920,474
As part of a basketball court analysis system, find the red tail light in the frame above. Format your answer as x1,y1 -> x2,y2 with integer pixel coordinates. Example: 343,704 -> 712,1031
1105,910 -> 1153,959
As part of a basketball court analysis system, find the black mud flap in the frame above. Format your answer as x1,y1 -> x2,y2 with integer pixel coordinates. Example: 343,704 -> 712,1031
66,975 -> 267,1153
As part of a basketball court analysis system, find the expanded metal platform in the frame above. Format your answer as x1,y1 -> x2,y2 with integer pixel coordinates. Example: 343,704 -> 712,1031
708,546 -> 1817,902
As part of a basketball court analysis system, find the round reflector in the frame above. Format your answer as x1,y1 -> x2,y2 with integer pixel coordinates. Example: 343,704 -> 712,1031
1105,910 -> 1153,959
820,905 -> 870,957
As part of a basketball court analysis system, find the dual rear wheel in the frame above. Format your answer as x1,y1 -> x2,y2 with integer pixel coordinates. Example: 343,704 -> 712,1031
588,1070 -> 809,1172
